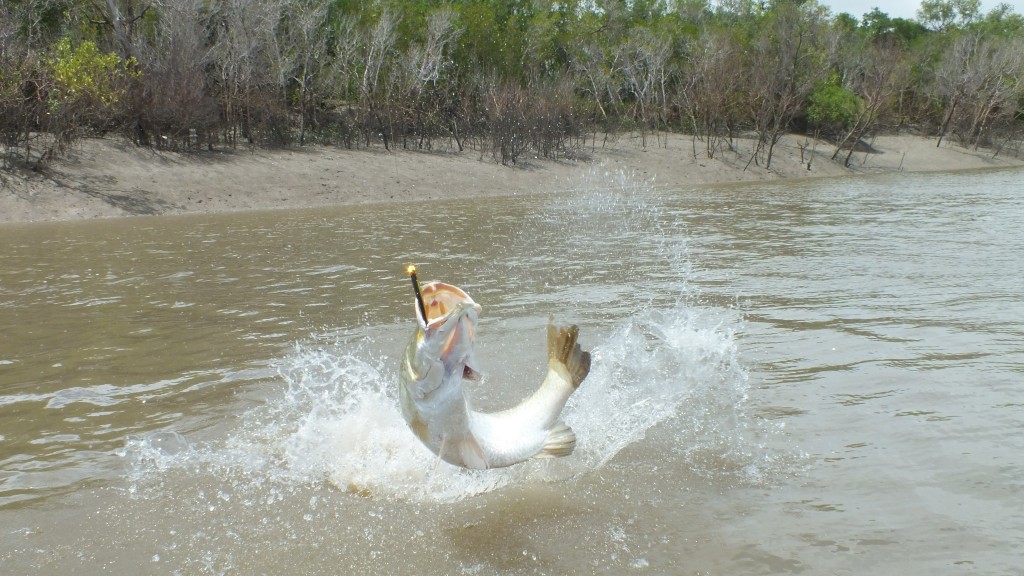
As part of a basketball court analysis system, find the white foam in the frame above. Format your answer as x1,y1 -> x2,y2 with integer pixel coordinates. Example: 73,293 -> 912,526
124,298 -> 773,502
123,168 -> 790,502
273,344 -> 521,501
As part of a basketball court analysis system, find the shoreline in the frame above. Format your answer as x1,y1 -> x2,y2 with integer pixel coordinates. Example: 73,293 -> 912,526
3,132 -> 1022,224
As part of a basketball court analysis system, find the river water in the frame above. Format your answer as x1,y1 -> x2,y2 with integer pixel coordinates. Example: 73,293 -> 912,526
1,166 -> 1022,574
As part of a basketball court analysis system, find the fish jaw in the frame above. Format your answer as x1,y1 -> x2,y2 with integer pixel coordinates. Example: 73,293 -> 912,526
399,282 -> 487,467
419,303 -> 481,379
414,281 -> 483,379
416,282 -> 481,329
401,300 -> 480,399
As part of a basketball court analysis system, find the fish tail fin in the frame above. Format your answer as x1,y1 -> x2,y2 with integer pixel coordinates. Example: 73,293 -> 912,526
547,321 -> 591,389
536,422 -> 576,459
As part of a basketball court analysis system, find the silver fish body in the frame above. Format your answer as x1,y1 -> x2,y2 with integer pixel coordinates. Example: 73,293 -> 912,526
399,281 -> 590,469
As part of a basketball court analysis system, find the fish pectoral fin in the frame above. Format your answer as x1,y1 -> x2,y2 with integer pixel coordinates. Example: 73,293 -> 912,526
534,422 -> 576,459
462,348 -> 483,381
547,321 -> 591,389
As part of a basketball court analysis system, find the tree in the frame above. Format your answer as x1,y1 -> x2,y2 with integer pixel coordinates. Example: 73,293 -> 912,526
2,0 -> 1022,173
397,7 -> 462,149
859,8 -> 926,44
51,39 -> 134,131
679,27 -> 745,158
618,27 -> 673,145
807,72 -> 861,140
976,3 -> 1024,35
937,34 -> 1024,148
358,9 -> 398,149
831,39 -> 910,165
88,0 -> 153,59
127,0 -> 217,149
745,1 -> 829,169
918,0 -> 981,31
571,41 -> 612,121
283,0 -> 329,145
1,4 -> 40,168
209,0 -> 289,147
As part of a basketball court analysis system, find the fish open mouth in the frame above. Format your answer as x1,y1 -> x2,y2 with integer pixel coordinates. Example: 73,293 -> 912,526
418,281 -> 483,380
418,282 -> 481,327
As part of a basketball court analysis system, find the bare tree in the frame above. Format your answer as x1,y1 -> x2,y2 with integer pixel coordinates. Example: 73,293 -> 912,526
679,28 -> 744,159
398,8 -> 461,149
90,0 -> 152,58
617,28 -> 672,146
321,15 -> 363,148
283,0 -> 329,145
484,81 -> 530,165
745,2 -> 828,170
570,40 -> 625,150
128,0 -> 217,149
359,10 -> 398,149
926,32 -> 1024,148
209,0 -> 288,146
833,38 -> 910,165
932,33 -> 977,147
958,36 -> 1024,149
411,8 -> 460,87
571,42 -> 615,120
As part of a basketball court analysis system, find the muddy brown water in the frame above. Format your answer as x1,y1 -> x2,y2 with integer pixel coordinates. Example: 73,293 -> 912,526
1,167 -> 1022,574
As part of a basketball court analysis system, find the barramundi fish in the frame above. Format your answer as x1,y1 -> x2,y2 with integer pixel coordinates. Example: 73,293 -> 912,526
399,277 -> 591,469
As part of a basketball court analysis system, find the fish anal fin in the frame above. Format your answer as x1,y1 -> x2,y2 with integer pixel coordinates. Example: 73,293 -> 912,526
547,321 -> 592,389
534,422 -> 576,459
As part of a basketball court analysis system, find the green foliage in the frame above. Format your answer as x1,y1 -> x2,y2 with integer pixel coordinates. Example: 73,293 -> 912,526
451,2 -> 501,71
918,0 -> 981,30
860,8 -> 928,44
807,73 -> 862,132
833,12 -> 858,33
46,37 -> 137,109
0,0 -> 1022,166
975,3 -> 1024,36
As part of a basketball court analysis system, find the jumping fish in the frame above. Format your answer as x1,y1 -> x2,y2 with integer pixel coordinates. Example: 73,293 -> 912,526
399,268 -> 591,469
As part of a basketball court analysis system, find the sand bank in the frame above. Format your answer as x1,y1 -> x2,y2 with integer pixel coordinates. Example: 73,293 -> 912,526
2,133 -> 1021,223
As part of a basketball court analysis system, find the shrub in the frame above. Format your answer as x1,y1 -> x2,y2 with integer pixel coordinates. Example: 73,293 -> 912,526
39,37 -> 138,161
806,73 -> 863,139
47,38 -> 133,108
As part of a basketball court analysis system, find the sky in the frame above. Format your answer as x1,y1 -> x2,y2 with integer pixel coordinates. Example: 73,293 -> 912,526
819,0 -> 1024,20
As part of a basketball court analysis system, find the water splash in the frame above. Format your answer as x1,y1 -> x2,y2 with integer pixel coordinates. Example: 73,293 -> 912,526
568,304 -> 744,469
264,340 -> 520,501
485,167 -> 687,315
124,167 -> 788,502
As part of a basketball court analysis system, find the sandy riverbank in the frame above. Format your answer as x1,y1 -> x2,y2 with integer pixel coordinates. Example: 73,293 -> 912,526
2,132 -> 1021,224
